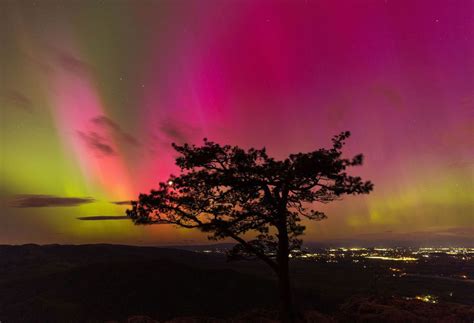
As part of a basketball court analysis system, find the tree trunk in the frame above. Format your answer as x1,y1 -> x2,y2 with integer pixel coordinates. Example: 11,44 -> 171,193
278,258 -> 294,322
277,223 -> 295,322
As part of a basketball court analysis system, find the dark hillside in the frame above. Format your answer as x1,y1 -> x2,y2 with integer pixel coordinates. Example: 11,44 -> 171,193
0,246 -> 275,322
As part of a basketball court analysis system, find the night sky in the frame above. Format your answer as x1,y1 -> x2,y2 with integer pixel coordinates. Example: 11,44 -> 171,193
1,0 -> 473,245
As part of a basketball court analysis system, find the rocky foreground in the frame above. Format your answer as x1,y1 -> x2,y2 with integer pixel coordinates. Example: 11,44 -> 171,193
116,297 -> 474,323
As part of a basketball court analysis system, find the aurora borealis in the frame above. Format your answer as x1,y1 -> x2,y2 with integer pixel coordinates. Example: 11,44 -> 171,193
1,0 -> 473,245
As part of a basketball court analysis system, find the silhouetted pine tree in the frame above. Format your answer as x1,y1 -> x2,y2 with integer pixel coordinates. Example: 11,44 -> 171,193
127,131 -> 373,322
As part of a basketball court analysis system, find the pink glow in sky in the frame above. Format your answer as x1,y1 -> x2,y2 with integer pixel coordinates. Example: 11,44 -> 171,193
1,0 -> 473,245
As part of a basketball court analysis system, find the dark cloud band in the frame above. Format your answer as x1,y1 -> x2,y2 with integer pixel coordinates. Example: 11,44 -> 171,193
10,195 -> 95,208
111,200 -> 133,205
77,216 -> 129,221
